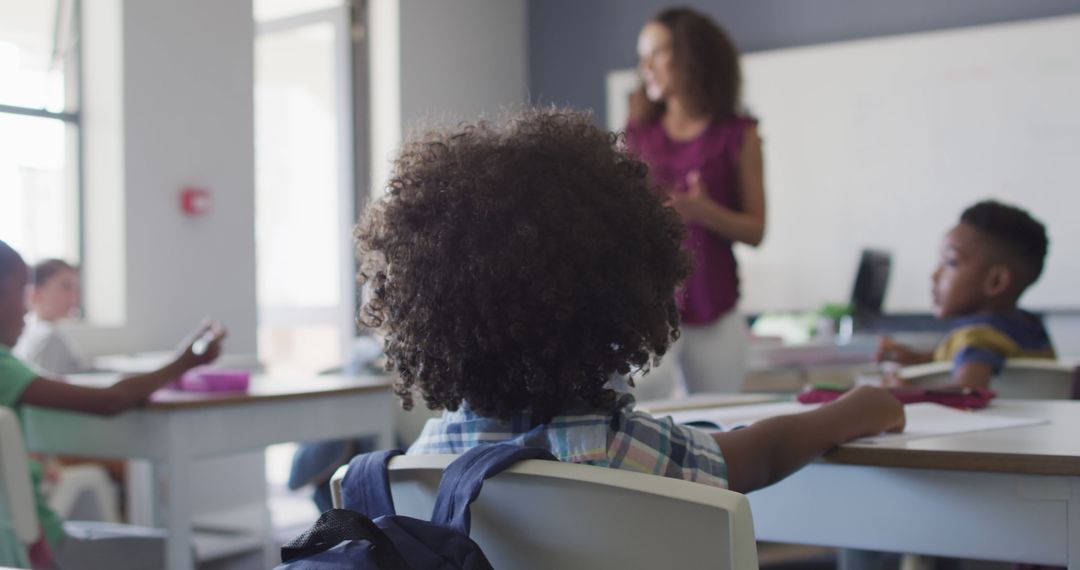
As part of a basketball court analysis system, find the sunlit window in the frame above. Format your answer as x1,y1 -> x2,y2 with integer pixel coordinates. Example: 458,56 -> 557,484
254,0 -> 354,377
0,0 -> 81,264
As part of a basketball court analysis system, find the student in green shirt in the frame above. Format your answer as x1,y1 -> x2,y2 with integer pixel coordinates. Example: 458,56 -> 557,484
0,239 -> 224,569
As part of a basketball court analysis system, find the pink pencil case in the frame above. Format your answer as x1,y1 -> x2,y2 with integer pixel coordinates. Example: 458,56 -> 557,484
177,367 -> 251,392
797,386 -> 996,409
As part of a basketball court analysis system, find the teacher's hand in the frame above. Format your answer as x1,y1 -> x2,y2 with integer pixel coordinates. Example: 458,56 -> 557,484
667,170 -> 714,223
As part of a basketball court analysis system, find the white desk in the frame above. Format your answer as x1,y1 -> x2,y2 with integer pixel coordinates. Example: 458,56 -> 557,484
22,374 -> 394,570
745,399 -> 1080,567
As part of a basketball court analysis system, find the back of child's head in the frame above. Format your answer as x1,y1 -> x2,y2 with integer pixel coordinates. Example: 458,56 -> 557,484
31,259 -> 77,289
959,200 -> 1048,293
0,240 -> 28,347
28,258 -> 80,321
356,108 -> 691,422
0,240 -> 26,286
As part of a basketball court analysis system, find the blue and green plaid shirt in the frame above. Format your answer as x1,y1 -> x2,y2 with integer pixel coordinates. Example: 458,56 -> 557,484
408,391 -> 728,488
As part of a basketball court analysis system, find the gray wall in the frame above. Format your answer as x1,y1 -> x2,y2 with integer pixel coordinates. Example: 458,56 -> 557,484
400,0 -> 528,133
75,0 -> 258,357
528,0 -> 1080,123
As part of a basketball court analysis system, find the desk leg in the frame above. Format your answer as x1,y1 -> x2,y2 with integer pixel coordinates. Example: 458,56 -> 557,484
164,427 -> 194,570
126,459 -> 159,526
1070,478 -> 1079,570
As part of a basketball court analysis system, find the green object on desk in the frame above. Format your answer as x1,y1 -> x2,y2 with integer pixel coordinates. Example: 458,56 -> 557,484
811,382 -> 849,392
818,302 -> 853,320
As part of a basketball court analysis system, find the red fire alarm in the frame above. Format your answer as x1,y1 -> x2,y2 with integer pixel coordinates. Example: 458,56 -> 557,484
180,186 -> 212,217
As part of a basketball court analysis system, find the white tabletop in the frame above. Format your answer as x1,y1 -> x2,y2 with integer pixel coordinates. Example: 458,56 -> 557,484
829,399 -> 1080,475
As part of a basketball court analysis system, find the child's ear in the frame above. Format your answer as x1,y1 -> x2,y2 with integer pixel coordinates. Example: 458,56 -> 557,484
983,264 -> 1013,297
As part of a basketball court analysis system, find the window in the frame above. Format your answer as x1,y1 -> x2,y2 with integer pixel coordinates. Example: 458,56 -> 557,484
0,0 -> 81,264
254,0 -> 360,376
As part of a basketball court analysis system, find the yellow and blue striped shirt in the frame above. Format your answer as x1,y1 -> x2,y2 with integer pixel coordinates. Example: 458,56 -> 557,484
934,310 -> 1055,373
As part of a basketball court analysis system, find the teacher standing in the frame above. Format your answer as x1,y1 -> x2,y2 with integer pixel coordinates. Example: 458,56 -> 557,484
625,7 -> 766,398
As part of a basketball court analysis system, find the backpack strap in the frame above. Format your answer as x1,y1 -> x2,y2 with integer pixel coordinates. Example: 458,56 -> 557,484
341,449 -> 405,518
430,444 -> 556,535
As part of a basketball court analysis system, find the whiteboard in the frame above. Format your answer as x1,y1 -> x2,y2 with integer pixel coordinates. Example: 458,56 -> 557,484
606,15 -> 1080,312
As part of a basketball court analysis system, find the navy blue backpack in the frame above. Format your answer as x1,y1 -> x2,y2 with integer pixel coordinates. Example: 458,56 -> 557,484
277,444 -> 557,569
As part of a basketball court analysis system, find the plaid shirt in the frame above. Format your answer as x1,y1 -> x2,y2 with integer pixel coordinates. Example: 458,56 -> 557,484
407,392 -> 728,488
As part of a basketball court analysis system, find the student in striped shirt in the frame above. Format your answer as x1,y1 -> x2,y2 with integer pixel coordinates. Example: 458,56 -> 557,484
876,201 -> 1054,388
356,108 -> 904,494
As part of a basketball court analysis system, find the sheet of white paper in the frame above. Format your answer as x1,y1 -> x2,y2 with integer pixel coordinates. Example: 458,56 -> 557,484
854,402 -> 1048,444
664,401 -> 1049,443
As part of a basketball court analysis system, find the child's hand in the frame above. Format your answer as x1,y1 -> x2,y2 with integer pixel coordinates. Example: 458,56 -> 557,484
836,385 -> 906,436
882,371 -> 912,389
875,336 -> 923,366
177,321 -> 227,369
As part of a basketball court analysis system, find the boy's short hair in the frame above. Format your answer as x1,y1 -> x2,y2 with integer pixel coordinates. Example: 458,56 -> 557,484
356,109 -> 691,422
31,259 -> 76,288
960,200 -> 1048,290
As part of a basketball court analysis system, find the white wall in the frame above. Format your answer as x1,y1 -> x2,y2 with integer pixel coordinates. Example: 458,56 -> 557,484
738,16 -> 1080,315
369,0 -> 529,196
74,0 -> 258,357
73,0 -> 527,356
400,0 -> 528,131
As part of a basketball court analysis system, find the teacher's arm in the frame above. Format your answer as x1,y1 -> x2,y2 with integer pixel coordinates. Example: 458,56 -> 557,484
668,125 -> 766,246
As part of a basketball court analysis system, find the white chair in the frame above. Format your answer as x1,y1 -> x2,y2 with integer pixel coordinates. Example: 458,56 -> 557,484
47,463 -> 121,524
0,407 -> 40,560
899,358 -> 1077,399
331,454 -> 758,570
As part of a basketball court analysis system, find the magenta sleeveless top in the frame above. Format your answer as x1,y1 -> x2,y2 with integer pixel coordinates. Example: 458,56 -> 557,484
625,116 -> 756,325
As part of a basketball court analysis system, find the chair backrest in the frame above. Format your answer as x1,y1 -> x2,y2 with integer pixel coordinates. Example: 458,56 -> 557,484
899,358 -> 1077,399
0,408 -> 39,545
332,454 -> 758,570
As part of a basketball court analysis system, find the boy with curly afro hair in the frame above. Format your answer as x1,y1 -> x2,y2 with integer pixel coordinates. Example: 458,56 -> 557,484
356,109 -> 903,494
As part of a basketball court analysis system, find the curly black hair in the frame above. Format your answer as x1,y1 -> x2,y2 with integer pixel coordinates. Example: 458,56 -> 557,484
356,109 -> 691,422
0,241 -> 23,282
960,200 -> 1048,289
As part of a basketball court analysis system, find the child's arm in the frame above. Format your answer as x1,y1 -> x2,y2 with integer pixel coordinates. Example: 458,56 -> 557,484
950,362 -> 994,390
875,336 -> 933,366
713,386 -> 904,494
17,323 -> 225,416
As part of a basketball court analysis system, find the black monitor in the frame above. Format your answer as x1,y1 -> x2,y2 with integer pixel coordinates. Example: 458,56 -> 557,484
850,249 -> 891,324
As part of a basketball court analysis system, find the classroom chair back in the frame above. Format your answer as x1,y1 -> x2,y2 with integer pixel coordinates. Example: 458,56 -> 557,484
332,453 -> 759,570
0,407 -> 40,548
